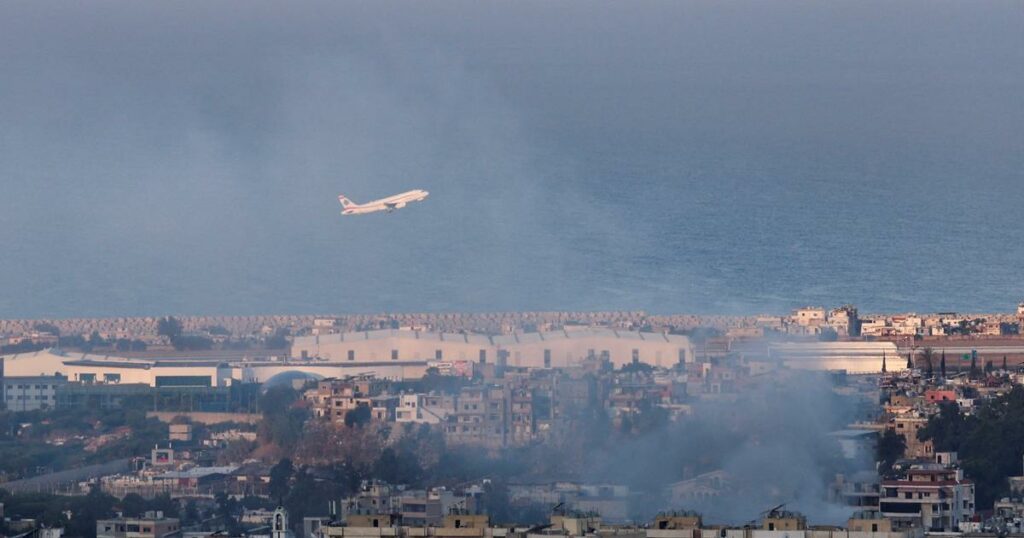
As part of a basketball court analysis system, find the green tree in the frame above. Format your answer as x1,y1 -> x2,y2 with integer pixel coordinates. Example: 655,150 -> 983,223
120,493 -> 146,517
184,500 -> 200,524
372,447 -> 423,485
917,388 -> 1024,508
258,386 -> 308,450
269,458 -> 294,502
265,328 -> 290,350
215,491 -> 241,531
876,429 -> 907,478
157,317 -> 183,341
33,322 -> 60,336
344,405 -> 372,428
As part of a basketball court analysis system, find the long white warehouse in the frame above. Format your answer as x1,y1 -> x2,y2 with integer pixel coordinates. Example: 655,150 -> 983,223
291,328 -> 694,369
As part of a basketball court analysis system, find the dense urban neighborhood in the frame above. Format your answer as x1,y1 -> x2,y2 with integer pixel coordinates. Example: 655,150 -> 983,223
2,307 -> 1024,538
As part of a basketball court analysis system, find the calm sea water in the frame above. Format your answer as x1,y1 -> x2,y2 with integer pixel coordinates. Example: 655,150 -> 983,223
1,1 -> 1022,318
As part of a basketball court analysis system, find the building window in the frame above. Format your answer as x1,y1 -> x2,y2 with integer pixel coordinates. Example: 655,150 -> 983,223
632,349 -> 640,363
391,349 -> 399,361
435,349 -> 443,360
544,349 -> 551,368
479,349 -> 487,364
348,350 -> 355,361
679,349 -> 687,364
154,376 -> 211,387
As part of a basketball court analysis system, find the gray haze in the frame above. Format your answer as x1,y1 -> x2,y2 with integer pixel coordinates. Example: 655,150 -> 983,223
579,371 -> 867,524
2,1 -> 1023,318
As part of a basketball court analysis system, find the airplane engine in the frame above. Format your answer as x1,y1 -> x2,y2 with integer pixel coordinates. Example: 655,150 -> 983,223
395,202 -> 407,209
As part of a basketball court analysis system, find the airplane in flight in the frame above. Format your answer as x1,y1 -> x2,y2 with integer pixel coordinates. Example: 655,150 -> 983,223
338,189 -> 430,215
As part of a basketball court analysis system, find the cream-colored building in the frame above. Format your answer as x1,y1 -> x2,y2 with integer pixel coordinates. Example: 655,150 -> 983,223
291,328 -> 693,370
768,341 -> 901,374
0,349 -> 232,388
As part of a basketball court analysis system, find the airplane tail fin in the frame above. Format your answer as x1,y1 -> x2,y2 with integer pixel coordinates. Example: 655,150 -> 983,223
338,195 -> 358,209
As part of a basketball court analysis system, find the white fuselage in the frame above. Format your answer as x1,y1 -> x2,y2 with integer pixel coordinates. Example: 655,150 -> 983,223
339,189 -> 429,215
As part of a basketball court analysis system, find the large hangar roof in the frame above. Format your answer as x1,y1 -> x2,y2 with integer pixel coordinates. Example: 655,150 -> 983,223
298,328 -> 688,348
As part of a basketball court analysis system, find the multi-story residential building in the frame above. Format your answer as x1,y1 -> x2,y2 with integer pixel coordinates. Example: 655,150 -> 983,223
879,459 -> 975,531
305,379 -> 380,424
443,385 -> 507,450
96,512 -> 181,538
888,414 -> 933,459
829,472 -> 881,510
509,384 -> 536,445
828,305 -> 860,337
395,393 -> 456,424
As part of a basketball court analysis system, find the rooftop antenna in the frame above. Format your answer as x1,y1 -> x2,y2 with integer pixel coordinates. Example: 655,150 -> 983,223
761,503 -> 787,517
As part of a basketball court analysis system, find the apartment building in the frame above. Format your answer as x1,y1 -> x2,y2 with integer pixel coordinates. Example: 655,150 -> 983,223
96,512 -> 181,538
879,461 -> 975,531
443,385 -> 508,450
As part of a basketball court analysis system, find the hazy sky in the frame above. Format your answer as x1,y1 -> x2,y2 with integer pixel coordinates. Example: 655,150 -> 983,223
2,1 -> 1022,318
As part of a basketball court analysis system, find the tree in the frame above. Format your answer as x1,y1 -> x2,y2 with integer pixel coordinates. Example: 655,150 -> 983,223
344,405 -> 372,428
33,322 -> 60,336
921,348 -> 934,375
157,317 -> 183,341
985,361 -> 994,375
120,493 -> 146,517
215,491 -> 242,535
906,354 -> 914,370
88,331 -> 108,348
258,386 -> 308,451
876,429 -> 907,478
917,387 -> 1024,508
372,447 -> 423,485
184,500 -> 200,524
940,351 -> 947,379
171,335 -> 214,351
970,354 -> 980,379
265,328 -> 290,350
269,458 -> 294,502
1003,356 -> 1009,372
918,402 -> 966,452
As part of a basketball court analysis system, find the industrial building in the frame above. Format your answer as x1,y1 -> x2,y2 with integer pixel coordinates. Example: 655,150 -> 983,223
0,349 -> 233,387
291,328 -> 694,370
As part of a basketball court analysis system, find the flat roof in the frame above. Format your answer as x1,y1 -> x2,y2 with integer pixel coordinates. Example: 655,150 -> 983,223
297,328 -> 688,348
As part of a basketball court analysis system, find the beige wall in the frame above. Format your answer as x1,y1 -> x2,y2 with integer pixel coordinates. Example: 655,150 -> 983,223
292,330 -> 693,372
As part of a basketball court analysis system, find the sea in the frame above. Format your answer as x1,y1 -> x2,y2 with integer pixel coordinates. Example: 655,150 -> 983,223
1,1 -> 1022,318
